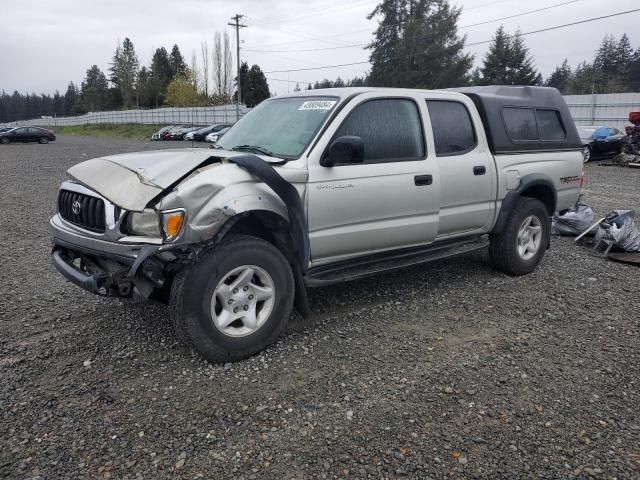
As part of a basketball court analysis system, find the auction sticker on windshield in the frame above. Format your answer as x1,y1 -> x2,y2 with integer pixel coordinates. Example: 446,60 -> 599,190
298,100 -> 337,111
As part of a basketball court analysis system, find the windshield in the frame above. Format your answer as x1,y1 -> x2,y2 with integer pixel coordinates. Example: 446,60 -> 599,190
217,96 -> 339,159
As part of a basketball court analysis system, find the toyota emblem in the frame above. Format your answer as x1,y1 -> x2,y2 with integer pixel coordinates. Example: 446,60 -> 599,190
72,200 -> 82,215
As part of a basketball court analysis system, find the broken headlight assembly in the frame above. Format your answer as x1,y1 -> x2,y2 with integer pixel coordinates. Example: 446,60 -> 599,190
126,209 -> 186,242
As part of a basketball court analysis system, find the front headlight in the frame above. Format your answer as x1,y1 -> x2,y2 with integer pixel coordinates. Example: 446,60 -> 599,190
127,209 -> 161,237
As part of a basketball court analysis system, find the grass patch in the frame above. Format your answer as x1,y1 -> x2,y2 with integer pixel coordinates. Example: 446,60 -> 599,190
53,123 -> 164,140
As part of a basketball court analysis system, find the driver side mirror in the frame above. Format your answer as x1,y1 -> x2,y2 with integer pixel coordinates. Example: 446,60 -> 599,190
321,136 -> 364,167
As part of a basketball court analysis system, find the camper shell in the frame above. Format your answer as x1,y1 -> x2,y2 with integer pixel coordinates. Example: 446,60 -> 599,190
452,86 -> 582,154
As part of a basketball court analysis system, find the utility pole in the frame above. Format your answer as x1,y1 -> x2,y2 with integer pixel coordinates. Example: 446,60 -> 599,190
228,14 -> 246,121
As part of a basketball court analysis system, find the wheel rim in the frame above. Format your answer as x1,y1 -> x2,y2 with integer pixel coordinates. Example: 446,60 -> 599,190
583,146 -> 591,163
210,265 -> 275,337
517,215 -> 543,261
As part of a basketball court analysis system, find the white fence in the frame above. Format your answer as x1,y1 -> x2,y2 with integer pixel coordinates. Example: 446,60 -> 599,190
564,93 -> 640,130
2,104 -> 251,128
3,94 -> 640,131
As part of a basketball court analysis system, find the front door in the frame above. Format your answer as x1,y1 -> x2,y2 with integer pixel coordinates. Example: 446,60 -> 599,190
424,98 -> 496,238
307,94 -> 440,265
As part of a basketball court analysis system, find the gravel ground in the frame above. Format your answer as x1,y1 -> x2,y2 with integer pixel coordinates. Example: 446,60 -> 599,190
1,136 -> 639,479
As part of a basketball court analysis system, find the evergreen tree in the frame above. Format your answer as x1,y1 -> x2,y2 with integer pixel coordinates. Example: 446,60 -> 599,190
81,65 -> 109,111
245,65 -> 270,107
169,44 -> 188,79
136,66 -> 153,108
53,91 -> 65,116
237,61 -> 250,103
150,47 -> 172,106
509,33 -> 542,85
545,59 -> 572,93
64,82 -> 80,115
109,38 -> 139,109
368,0 -> 472,88
477,26 -> 541,85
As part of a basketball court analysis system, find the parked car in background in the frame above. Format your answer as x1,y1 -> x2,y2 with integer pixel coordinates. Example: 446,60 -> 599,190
151,126 -> 173,141
578,125 -> 626,162
189,124 -> 231,142
205,127 -> 230,144
166,125 -> 200,141
0,126 -> 55,144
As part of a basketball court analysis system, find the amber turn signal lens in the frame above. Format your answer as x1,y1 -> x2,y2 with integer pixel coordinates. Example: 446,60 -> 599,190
162,211 -> 185,241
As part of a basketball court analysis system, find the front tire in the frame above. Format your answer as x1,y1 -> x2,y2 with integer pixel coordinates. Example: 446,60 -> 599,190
582,145 -> 591,163
170,235 -> 294,363
39,137 -> 49,144
0,137 -> 9,145
489,197 -> 550,276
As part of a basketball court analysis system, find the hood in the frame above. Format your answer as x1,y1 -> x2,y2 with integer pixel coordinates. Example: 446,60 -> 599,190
67,148 -> 289,212
68,149 -> 229,211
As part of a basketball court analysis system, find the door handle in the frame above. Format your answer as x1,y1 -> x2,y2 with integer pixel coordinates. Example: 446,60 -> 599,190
473,166 -> 486,176
414,174 -> 433,186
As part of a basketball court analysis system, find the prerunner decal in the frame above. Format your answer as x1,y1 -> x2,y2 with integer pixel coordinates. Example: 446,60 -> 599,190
298,100 -> 337,111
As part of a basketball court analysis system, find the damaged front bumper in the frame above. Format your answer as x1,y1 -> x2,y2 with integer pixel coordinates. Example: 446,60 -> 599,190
50,214 -> 173,298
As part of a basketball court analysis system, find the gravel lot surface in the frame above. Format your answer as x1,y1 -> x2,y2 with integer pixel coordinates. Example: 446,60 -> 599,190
1,136 -> 639,479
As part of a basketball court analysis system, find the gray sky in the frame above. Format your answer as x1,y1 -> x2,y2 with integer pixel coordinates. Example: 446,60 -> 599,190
1,0 -> 638,95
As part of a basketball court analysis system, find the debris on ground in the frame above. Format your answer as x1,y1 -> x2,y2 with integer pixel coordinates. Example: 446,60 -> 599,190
605,111 -> 640,167
551,202 -> 594,236
593,210 -> 640,256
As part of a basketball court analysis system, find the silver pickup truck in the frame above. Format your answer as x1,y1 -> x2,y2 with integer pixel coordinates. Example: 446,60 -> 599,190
50,86 -> 583,362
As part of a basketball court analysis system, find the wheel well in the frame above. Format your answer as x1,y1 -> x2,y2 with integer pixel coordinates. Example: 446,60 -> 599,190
224,211 -> 294,262
521,185 -> 555,215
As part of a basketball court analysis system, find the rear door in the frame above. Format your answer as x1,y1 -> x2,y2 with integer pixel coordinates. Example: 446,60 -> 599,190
28,127 -> 43,141
307,93 -> 440,264
424,95 -> 497,238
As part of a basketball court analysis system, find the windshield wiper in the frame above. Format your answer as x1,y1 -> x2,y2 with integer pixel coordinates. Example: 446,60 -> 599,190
231,144 -> 278,158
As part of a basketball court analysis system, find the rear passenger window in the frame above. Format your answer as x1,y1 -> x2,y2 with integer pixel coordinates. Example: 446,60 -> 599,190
503,107 -> 538,141
536,109 -> 566,141
427,100 -> 476,156
334,98 -> 424,163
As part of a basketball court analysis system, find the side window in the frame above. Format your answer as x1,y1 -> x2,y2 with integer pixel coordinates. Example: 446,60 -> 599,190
334,98 -> 424,163
536,109 -> 566,141
503,107 -> 538,141
28,127 -> 42,134
426,100 -> 477,156
14,128 -> 28,134
608,128 -> 619,136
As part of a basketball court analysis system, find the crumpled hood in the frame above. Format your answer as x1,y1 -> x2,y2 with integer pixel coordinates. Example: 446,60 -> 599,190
68,148 -> 238,211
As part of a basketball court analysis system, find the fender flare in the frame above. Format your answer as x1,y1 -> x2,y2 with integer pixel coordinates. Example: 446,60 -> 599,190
493,173 -> 557,234
228,154 -> 310,273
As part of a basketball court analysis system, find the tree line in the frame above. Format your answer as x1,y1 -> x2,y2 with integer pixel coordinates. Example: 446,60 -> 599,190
1,35 -> 271,123
309,0 -> 640,95
3,0 -> 640,122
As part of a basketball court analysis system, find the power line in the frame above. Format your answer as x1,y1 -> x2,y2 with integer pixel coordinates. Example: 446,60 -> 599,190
459,0 -> 581,29
247,0 -> 584,53
263,8 -> 640,74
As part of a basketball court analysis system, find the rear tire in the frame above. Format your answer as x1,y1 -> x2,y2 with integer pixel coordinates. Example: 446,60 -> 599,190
489,197 -> 550,276
170,235 -> 294,363
39,137 -> 49,144
582,145 -> 591,163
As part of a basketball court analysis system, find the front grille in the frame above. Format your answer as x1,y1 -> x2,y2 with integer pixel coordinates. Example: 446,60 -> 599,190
58,190 -> 106,233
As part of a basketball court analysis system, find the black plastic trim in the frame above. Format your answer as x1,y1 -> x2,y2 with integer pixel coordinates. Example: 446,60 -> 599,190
228,154 -> 310,273
492,173 -> 557,234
